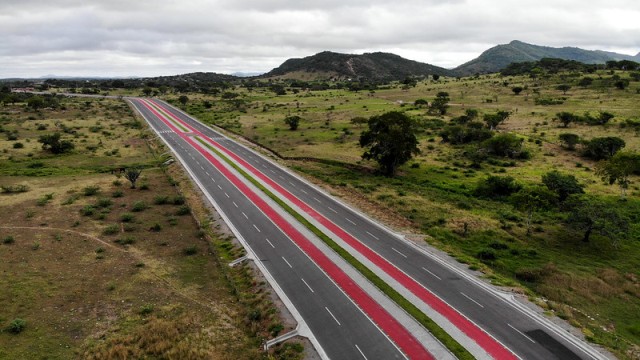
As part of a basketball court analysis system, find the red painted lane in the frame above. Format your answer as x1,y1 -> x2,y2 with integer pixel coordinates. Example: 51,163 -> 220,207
148,98 -> 519,360
134,99 -> 435,360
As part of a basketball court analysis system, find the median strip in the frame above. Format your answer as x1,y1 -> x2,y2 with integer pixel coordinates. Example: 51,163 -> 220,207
195,136 -> 473,360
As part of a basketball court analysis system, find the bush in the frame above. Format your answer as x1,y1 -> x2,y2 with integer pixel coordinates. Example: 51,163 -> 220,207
80,205 -> 96,216
83,185 -> 100,196
120,213 -> 135,222
102,224 -> 119,235
112,190 -> 124,198
149,223 -> 162,232
476,249 -> 497,261
12,142 -> 24,149
96,197 -> 113,208
153,195 -> 169,205
171,195 -> 185,205
175,205 -> 190,216
7,319 -> 26,334
131,201 -> 148,212
482,133 -> 526,158
473,176 -> 522,199
582,136 -> 625,160
3,235 -> 15,244
183,246 -> 198,256
115,236 -> 135,245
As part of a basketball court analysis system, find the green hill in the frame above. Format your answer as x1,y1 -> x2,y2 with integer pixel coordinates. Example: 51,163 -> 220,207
454,40 -> 640,76
263,51 -> 453,81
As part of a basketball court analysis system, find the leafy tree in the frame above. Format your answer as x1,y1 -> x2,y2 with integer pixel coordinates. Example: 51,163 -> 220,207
428,92 -> 450,115
559,133 -> 580,150
414,99 -> 428,107
178,95 -> 189,106
350,116 -> 368,128
124,167 -> 143,189
614,79 -> 629,90
542,170 -> 584,202
565,196 -> 629,246
578,77 -> 593,87
482,133 -> 526,158
583,137 -> 625,160
511,86 -> 523,95
473,175 -> 522,199
432,74 -> 440,81
510,186 -> 557,235
142,87 -> 153,96
483,110 -> 510,130
27,96 -> 45,110
556,84 -> 571,94
284,115 -> 301,131
556,112 -> 576,128
440,124 -> 492,144
38,133 -> 74,154
595,151 -> 640,198
359,111 -> 420,176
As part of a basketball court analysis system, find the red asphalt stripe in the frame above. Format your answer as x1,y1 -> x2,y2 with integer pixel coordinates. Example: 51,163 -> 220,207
148,98 -> 518,360
135,98 -> 435,360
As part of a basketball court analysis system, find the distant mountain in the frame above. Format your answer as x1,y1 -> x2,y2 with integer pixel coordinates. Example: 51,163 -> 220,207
454,40 -> 640,76
263,51 -> 453,81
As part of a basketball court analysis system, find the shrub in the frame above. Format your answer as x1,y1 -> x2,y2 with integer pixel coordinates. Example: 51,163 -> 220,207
12,142 -> 24,149
482,133 -> 526,158
131,201 -> 148,212
83,185 -> 100,196
115,236 -> 135,245
3,235 -> 15,244
183,246 -> 198,255
176,205 -> 190,216
7,319 -> 26,334
96,197 -> 113,208
582,136 -> 625,160
102,224 -> 119,235
120,213 -> 135,222
139,304 -> 154,315
80,205 -> 96,216
171,195 -> 185,205
473,176 -> 522,199
111,190 -> 124,198
149,223 -> 162,232
476,249 -> 497,261
153,195 -> 169,205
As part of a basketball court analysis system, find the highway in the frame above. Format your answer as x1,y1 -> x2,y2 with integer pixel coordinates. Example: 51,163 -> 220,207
129,98 -> 438,360
130,97 -> 608,360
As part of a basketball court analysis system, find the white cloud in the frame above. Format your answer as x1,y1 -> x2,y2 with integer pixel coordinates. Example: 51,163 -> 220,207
0,0 -> 639,77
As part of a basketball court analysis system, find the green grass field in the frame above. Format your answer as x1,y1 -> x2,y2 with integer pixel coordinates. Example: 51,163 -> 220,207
170,71 -> 640,359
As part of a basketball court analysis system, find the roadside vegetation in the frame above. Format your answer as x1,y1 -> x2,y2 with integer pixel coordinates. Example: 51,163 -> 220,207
0,95 -> 303,359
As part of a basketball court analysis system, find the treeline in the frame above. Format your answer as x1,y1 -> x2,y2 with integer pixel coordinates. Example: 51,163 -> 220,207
501,58 -> 640,76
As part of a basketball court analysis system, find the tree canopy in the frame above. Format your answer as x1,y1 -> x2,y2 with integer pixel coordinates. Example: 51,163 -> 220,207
359,111 -> 420,176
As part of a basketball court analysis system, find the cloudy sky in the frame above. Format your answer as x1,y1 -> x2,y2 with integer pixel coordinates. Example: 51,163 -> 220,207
2,0 -> 639,78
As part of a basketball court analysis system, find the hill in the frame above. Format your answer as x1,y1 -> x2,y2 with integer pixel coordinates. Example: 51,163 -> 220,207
454,40 -> 640,76
263,51 -> 453,81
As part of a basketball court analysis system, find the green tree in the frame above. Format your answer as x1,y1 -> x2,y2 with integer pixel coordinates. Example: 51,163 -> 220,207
38,133 -> 74,154
142,87 -> 153,96
510,186 -> 557,235
511,86 -> 523,95
350,116 -> 368,128
483,110 -> 510,130
556,112 -> 576,128
578,77 -> 593,87
595,151 -> 640,198
559,133 -> 580,150
556,84 -> 571,94
428,92 -> 449,115
124,167 -> 143,189
583,137 -> 625,160
482,133 -> 525,158
541,170 -> 584,202
473,175 -> 522,199
413,99 -> 428,107
359,111 -> 420,176
284,115 -> 301,131
565,196 -> 629,246
27,96 -> 45,110
178,95 -> 189,106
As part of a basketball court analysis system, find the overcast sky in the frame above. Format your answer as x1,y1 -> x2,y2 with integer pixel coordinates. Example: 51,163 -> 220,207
2,0 -> 639,78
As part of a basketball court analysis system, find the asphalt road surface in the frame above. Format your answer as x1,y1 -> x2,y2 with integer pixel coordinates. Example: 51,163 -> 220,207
130,97 -> 608,360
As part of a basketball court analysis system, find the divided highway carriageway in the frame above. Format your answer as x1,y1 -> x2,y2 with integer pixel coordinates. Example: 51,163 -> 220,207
129,97 -> 609,360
